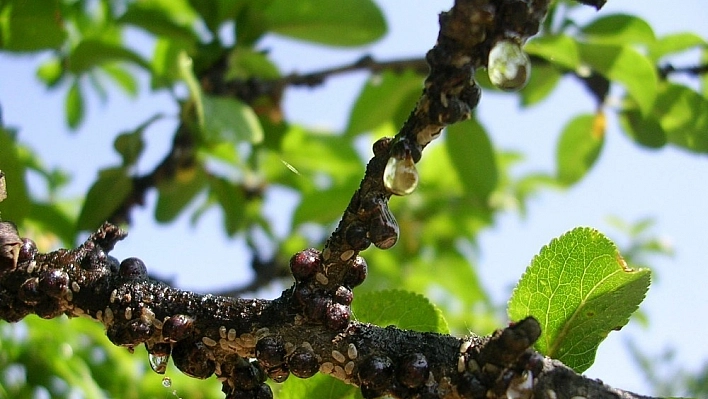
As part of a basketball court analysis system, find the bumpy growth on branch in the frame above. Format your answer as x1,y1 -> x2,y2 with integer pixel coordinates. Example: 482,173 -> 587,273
0,1 -> 658,398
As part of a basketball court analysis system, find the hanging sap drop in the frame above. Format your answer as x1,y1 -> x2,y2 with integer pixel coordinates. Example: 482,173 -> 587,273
162,377 -> 172,388
383,154 -> 419,196
149,352 -> 170,374
487,40 -> 530,91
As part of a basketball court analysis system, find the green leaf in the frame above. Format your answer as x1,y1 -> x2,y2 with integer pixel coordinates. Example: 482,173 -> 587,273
581,14 -> 655,45
210,176 -> 246,236
226,47 -> 281,80
102,64 -> 139,97
556,113 -> 605,186
655,83 -> 708,153
279,373 -> 358,399
188,0 -> 245,33
648,32 -> 706,62
36,58 -> 64,88
293,184 -> 355,225
27,202 -> 76,246
521,62 -> 562,106
201,95 -> 264,145
0,0 -> 67,52
263,0 -> 386,47
578,43 -> 657,116
508,227 -> 651,372
155,166 -> 207,223
352,289 -> 449,334
66,80 -> 85,130
525,34 -> 580,70
345,70 -> 423,137
0,128 -> 30,222
118,4 -> 198,43
67,39 -> 151,74
114,131 -> 145,167
618,102 -> 667,150
445,119 -> 498,201
77,167 -> 133,231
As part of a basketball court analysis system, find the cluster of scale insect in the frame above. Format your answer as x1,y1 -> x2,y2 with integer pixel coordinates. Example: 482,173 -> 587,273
289,248 -> 367,331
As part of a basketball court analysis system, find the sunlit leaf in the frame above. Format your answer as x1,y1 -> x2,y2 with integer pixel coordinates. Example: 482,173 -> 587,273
36,58 -> 64,88
118,3 -> 198,43
346,70 -> 423,137
66,80 -> 85,130
578,43 -> 657,116
508,228 -> 651,372
445,119 -> 498,201
279,373 -> 357,399
0,128 -> 30,222
525,34 -> 581,70
263,0 -> 386,47
102,64 -> 139,97
648,32 -> 705,62
581,14 -> 655,45
210,176 -> 246,236
521,62 -> 562,106
655,83 -> 708,153
68,39 -> 151,74
556,113 -> 605,186
353,289 -> 449,334
77,168 -> 133,231
0,0 -> 67,52
201,95 -> 264,144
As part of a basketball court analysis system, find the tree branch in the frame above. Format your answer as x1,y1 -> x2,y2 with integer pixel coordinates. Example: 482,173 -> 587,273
0,0 -> 662,398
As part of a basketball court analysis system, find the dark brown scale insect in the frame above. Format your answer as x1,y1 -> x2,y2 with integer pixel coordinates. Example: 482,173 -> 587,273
18,278 -> 42,305
230,359 -> 266,391
289,248 -> 321,282
107,318 -> 153,347
345,222 -> 371,251
255,336 -> 287,369
265,365 -> 289,383
81,246 -> 107,271
397,353 -> 429,388
343,256 -> 368,288
372,137 -> 393,157
325,303 -> 351,331
171,340 -> 215,379
358,355 -> 394,391
333,286 -> 353,306
18,238 -> 37,263
287,347 -> 319,378
162,314 -> 195,342
38,269 -> 69,298
118,257 -> 147,280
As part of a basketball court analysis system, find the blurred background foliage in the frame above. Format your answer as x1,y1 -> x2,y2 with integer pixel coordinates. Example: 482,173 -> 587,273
0,0 -> 705,397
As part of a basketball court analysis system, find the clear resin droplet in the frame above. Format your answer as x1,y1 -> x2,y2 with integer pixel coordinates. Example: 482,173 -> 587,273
149,353 -> 170,374
162,377 -> 172,388
487,40 -> 530,92
383,154 -> 419,196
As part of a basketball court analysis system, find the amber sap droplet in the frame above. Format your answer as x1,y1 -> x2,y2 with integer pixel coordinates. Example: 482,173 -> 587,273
383,154 -> 419,196
487,40 -> 530,92
161,376 -> 172,387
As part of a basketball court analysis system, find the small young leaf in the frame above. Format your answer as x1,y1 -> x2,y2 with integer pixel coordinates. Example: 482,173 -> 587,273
445,119 -> 498,201
581,14 -> 655,45
210,176 -> 246,236
36,58 -> 64,88
66,80 -> 85,130
77,167 -> 133,231
556,113 -> 605,186
201,95 -> 264,145
263,0 -> 386,47
508,227 -> 651,373
578,43 -> 657,116
352,289 -> 449,334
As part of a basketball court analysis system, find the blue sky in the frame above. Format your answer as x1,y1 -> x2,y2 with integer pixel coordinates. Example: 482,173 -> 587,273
1,0 -> 707,395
